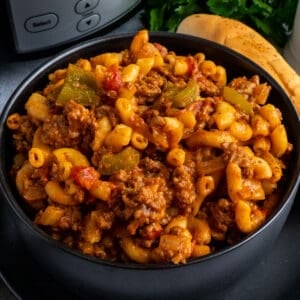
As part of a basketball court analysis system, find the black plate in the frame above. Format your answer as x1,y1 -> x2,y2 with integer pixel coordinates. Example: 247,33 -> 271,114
1,189 -> 300,300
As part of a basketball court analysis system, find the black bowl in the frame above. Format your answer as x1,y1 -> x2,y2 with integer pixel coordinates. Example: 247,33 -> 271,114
0,32 -> 300,300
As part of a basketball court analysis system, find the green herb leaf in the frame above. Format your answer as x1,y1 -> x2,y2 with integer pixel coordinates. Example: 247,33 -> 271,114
207,0 -> 248,18
143,0 -> 299,48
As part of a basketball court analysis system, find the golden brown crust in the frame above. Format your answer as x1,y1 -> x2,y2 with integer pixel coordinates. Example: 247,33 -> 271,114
177,13 -> 300,115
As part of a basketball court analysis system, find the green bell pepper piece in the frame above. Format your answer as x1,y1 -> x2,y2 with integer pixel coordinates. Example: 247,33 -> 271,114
164,80 -> 200,109
223,86 -> 253,115
56,64 -> 98,106
99,146 -> 140,175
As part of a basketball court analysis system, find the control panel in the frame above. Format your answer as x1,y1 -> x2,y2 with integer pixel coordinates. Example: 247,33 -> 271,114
6,0 -> 141,53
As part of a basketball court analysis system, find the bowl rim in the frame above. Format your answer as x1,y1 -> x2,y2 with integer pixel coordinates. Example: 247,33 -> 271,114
1,31 -> 300,270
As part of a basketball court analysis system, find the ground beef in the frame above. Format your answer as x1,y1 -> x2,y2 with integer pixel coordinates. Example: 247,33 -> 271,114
172,165 -> 197,214
228,75 -> 258,100
40,100 -> 92,150
111,164 -> 171,234
193,72 -> 220,96
135,70 -> 165,103
205,198 -> 235,234
12,116 -> 35,152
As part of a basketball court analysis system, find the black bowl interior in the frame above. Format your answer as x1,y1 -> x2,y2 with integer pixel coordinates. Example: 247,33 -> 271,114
0,31 -> 300,269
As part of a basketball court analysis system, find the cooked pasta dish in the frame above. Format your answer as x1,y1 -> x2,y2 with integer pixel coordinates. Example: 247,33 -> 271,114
7,30 -> 292,264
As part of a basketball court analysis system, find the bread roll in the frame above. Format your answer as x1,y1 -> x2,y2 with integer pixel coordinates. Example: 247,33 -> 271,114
177,14 -> 300,115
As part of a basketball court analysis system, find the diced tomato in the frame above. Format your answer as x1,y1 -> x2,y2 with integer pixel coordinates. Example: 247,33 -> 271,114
70,166 -> 100,190
186,56 -> 196,75
103,64 -> 123,91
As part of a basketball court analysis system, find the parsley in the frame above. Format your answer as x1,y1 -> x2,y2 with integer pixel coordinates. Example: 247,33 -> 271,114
143,0 -> 299,48
144,0 -> 204,32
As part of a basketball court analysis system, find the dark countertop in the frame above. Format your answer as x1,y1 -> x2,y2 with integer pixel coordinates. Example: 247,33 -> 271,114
1,3 -> 300,300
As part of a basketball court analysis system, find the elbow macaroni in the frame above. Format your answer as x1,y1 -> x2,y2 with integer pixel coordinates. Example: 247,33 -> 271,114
104,124 -> 133,152
28,147 -> 49,168
25,92 -> 50,121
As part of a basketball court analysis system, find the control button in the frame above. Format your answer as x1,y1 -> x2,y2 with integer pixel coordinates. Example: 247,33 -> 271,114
75,0 -> 99,14
77,14 -> 100,32
25,13 -> 58,33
